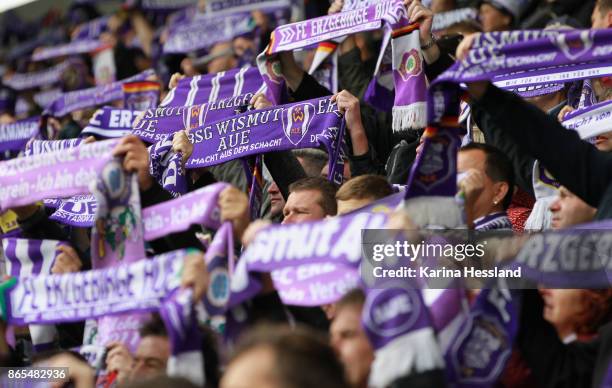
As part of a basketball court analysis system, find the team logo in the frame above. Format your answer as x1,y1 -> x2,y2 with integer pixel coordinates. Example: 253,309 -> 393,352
126,92 -> 158,111
450,314 -> 511,384
207,267 -> 230,308
281,103 -> 314,146
265,60 -> 283,85
553,30 -> 593,61
397,49 -> 422,82
363,288 -> 422,338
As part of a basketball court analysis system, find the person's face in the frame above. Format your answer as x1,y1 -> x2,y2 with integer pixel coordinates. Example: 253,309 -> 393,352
221,346 -> 280,388
282,190 -> 327,224
549,186 -> 596,229
206,43 -> 237,74
457,149 -> 503,219
479,3 -> 512,32
330,305 -> 374,388
131,335 -> 171,380
267,181 -> 285,218
539,289 -> 587,338
591,3 -> 612,29
337,197 -> 375,216
595,131 -> 612,152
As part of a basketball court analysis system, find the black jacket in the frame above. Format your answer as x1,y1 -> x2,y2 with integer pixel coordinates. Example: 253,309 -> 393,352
518,290 -> 612,388
471,84 -> 612,220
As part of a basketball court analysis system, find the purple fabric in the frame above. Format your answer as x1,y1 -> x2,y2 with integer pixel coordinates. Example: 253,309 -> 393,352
163,12 -> 255,54
1,238 -> 66,277
139,0 -> 198,10
134,92 -> 254,144
45,69 -> 155,117
158,66 -> 261,107
31,40 -> 105,62
24,138 -> 82,156
123,81 -> 160,111
439,30 -> 612,90
231,204 -> 394,307
404,125 -> 460,199
81,107 -> 139,139
200,223 -> 234,317
431,8 -> 477,32
142,182 -> 229,241
89,161 -> 144,269
148,134 -> 188,197
0,139 -> 118,212
207,0 -> 291,13
4,62 -> 70,91
0,117 -> 39,153
33,88 -> 63,110
49,195 -> 97,227
159,288 -> 202,354
185,96 -> 347,185
2,248 -> 190,325
512,83 -> 565,98
561,99 -> 612,140
362,287 -> 433,350
272,262 -> 361,306
72,16 -> 110,41
445,288 -> 521,387
244,155 -> 263,219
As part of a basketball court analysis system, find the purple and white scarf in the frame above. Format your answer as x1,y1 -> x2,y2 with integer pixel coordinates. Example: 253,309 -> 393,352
159,288 -> 206,386
33,88 -> 63,110
159,66 -> 261,107
453,30 -> 612,92
71,16 -> 110,42
561,99 -> 612,140
45,69 -> 155,117
4,61 -> 71,91
0,139 -> 118,212
231,194 -> 402,307
0,117 -> 39,153
163,12 -> 255,54
2,238 -> 68,352
0,248 -> 191,325
258,0 -> 428,131
363,287 -> 444,387
185,96 -> 347,185
473,212 -> 513,231
81,107 -> 140,139
142,182 -> 229,241
49,195 -> 97,228
206,0 -> 290,14
31,39 -> 105,62
431,8 -> 478,32
24,138 -> 83,156
148,134 -> 188,197
137,0 -> 197,10
123,81 -> 161,111
134,92 -> 255,144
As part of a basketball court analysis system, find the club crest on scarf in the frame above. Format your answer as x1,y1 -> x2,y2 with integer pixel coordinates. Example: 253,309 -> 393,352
414,130 -> 455,190
552,30 -> 593,61
449,314 -> 511,383
94,160 -> 139,261
363,288 -> 422,338
282,103 -> 315,146
398,49 -> 422,82
265,60 -> 284,85
208,267 -> 231,308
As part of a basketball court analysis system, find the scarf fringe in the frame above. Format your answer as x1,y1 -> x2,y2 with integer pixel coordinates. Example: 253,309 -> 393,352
392,102 -> 427,132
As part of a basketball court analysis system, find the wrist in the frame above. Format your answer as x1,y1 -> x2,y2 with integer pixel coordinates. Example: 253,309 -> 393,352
420,33 -> 436,50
